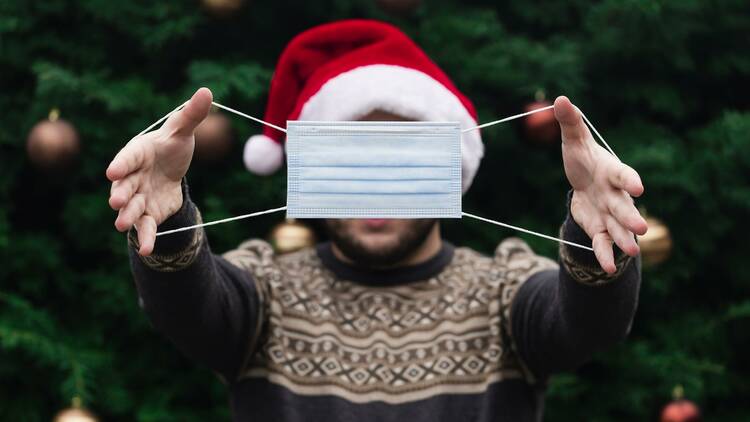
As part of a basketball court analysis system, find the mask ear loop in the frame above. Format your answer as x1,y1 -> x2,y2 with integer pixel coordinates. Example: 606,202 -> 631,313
155,206 -> 288,237
460,104 -> 621,252
133,99 -> 616,252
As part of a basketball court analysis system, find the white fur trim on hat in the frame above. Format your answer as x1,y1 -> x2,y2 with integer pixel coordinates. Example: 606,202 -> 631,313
298,64 -> 484,193
243,134 -> 284,176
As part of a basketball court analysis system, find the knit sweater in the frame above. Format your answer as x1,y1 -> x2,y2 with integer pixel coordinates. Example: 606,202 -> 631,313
128,185 -> 641,422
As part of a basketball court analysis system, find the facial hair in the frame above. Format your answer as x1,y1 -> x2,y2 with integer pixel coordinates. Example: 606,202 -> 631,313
324,219 -> 437,268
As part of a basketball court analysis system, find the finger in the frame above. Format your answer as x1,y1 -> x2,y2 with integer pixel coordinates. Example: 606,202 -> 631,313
605,216 -> 639,257
107,138 -> 149,181
162,87 -> 213,137
135,215 -> 157,256
554,96 -> 591,144
570,193 -> 606,239
114,193 -> 146,232
608,163 -> 644,197
606,191 -> 648,235
109,173 -> 140,210
592,232 -> 616,274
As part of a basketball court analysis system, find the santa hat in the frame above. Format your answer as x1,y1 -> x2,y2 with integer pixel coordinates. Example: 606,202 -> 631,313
244,19 -> 484,192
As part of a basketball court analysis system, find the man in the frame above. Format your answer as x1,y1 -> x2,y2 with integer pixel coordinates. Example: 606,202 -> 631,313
107,20 -> 646,421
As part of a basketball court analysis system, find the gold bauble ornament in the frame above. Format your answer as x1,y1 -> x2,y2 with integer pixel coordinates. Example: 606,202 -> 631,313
637,214 -> 673,266
53,398 -> 98,422
202,0 -> 244,17
194,110 -> 233,162
27,109 -> 80,170
269,219 -> 316,254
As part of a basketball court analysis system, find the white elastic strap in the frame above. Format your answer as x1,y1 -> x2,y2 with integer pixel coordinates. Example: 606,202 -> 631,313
462,105 -> 554,133
134,100 -> 189,138
579,110 -> 618,159
155,206 -> 287,236
462,104 -> 619,160
462,211 -> 593,251
136,100 -> 285,138
211,102 -> 287,134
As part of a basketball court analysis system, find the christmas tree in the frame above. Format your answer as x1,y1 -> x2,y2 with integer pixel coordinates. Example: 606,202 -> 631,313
1,0 -> 748,420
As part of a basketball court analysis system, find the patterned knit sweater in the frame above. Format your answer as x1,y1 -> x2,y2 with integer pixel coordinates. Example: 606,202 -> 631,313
128,187 -> 640,422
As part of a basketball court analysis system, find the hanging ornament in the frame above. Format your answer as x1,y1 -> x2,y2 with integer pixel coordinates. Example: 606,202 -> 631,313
201,0 -> 244,17
523,90 -> 560,145
269,219 -> 316,254
637,210 -> 673,266
660,385 -> 702,422
53,397 -> 98,422
194,108 -> 233,162
26,108 -> 80,171
375,0 -> 422,17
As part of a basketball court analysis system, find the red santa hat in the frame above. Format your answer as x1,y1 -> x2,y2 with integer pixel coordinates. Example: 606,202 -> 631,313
244,19 -> 484,192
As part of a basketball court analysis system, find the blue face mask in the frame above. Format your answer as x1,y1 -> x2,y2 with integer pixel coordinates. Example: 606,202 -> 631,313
285,121 -> 462,219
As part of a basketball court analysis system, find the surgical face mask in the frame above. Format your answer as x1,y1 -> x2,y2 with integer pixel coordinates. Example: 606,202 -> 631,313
285,121 -> 462,219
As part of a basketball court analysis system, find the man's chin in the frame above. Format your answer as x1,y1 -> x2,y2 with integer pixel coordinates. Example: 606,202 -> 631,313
356,233 -> 399,249
324,218 -> 437,268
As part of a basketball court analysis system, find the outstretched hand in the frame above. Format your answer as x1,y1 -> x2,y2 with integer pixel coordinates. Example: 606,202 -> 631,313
106,88 -> 213,256
554,96 -> 648,273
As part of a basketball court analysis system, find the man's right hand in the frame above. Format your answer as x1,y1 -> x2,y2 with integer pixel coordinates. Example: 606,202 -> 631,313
106,88 -> 213,256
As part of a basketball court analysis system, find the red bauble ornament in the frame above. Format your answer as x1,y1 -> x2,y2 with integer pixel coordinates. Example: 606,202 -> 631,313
26,109 -> 80,170
660,399 -> 702,422
194,111 -> 233,162
523,98 -> 559,145
661,385 -> 702,422
375,0 -> 422,16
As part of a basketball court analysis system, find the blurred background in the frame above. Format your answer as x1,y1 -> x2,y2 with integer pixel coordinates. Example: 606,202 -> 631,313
1,0 -> 749,421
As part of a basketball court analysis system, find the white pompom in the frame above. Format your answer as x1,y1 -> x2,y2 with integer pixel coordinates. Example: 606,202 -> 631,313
243,134 -> 284,175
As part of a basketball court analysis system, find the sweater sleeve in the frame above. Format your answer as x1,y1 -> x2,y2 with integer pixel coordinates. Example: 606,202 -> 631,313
127,181 -> 264,382
508,192 -> 642,381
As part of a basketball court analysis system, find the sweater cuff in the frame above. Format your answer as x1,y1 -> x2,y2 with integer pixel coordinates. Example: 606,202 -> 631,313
127,179 -> 205,272
559,190 -> 632,285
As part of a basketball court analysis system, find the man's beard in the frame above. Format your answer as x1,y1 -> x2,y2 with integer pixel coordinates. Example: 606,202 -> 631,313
324,219 -> 437,268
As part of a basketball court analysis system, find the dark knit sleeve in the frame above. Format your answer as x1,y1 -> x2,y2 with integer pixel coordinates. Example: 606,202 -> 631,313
128,181 -> 263,382
509,192 -> 642,381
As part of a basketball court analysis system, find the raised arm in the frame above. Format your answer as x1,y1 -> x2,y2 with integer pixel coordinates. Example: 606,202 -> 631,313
107,89 -> 263,380
509,97 -> 646,380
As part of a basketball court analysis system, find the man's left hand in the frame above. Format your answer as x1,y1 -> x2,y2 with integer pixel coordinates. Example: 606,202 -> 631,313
554,96 -> 648,274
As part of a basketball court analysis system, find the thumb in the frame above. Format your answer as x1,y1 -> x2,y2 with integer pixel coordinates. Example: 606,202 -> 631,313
164,87 -> 213,137
554,96 -> 589,143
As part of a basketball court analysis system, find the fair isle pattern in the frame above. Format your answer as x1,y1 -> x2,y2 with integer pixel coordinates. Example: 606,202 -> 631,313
223,239 -> 557,404
558,227 -> 633,285
128,209 -> 205,272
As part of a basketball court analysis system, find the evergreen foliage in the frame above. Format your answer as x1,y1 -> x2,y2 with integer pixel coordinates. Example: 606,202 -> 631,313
1,0 -> 748,420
